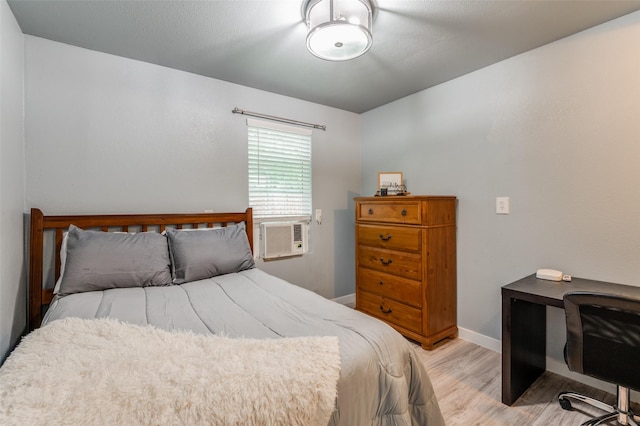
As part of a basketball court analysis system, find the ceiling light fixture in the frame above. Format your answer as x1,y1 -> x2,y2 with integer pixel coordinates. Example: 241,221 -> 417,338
303,0 -> 373,61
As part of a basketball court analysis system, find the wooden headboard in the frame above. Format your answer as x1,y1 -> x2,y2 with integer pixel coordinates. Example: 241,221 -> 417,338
29,207 -> 253,331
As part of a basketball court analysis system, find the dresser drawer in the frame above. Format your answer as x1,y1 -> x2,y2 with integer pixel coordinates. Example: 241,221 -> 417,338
358,268 -> 422,308
357,202 -> 421,224
357,224 -> 421,252
358,246 -> 422,280
358,291 -> 422,334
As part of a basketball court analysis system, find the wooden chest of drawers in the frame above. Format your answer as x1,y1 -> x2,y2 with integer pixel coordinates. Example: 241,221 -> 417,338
354,196 -> 457,350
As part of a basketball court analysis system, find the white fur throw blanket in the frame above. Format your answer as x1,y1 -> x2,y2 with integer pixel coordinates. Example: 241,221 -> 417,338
0,318 -> 341,426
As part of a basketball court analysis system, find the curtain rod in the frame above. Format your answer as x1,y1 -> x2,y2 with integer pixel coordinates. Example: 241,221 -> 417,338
232,107 -> 326,131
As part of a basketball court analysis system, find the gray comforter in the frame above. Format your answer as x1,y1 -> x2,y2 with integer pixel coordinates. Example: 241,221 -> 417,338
43,268 -> 444,426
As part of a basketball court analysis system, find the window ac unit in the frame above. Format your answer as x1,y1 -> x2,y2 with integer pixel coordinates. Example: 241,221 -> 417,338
262,222 -> 307,259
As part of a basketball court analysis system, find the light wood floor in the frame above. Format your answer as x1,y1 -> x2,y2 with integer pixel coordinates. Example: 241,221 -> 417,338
412,338 -> 640,425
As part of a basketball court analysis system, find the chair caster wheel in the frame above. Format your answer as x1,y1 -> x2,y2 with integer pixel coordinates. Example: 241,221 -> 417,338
559,397 -> 572,411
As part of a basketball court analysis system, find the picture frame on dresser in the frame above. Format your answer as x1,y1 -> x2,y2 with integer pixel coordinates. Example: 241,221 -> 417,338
378,172 -> 403,195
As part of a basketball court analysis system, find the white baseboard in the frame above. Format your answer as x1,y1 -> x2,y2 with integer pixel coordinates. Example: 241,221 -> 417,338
332,293 -> 355,308
546,357 -> 623,395
457,326 -> 502,353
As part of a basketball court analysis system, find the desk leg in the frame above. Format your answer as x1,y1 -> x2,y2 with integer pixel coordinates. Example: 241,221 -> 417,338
502,296 -> 546,405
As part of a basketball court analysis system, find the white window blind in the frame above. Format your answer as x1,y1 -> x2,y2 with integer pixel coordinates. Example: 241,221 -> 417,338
248,119 -> 312,219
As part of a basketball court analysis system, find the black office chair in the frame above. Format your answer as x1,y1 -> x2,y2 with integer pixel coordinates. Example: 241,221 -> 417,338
558,292 -> 640,426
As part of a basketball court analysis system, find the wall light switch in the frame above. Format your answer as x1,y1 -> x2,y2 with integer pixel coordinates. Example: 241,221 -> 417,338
315,209 -> 322,224
496,197 -> 510,214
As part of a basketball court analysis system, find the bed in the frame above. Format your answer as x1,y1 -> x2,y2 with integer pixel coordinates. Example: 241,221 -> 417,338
1,208 -> 444,426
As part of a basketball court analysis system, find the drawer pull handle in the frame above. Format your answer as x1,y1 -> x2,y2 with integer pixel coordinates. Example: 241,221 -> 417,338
379,281 -> 384,285
379,233 -> 392,241
401,209 -> 407,216
368,208 -> 374,215
380,305 -> 393,314
379,258 -> 393,265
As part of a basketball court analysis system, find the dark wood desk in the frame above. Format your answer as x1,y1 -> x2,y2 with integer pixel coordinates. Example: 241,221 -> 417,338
501,274 -> 640,405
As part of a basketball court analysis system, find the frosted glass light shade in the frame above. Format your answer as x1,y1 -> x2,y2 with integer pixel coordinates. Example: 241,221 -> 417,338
304,0 -> 373,61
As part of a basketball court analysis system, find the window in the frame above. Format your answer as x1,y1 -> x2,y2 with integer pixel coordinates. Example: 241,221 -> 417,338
247,119 -> 312,220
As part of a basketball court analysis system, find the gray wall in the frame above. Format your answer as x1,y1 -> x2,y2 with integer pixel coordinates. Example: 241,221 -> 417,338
0,0 -> 26,362
24,36 -> 361,299
362,11 -> 640,376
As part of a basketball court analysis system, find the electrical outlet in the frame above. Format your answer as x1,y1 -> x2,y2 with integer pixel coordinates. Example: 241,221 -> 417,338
496,197 -> 510,214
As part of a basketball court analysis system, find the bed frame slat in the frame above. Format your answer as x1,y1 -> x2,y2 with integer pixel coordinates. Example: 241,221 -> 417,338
54,229 -> 63,282
29,209 -> 44,333
43,289 -> 54,305
28,207 -> 253,331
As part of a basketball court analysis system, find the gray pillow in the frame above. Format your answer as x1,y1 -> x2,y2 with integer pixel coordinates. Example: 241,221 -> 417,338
58,225 -> 172,296
166,222 -> 255,284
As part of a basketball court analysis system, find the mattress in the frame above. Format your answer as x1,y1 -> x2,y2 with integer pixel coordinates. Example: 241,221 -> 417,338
43,268 -> 444,426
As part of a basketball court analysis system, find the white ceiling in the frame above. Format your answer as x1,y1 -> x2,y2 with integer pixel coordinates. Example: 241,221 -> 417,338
8,0 -> 640,113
